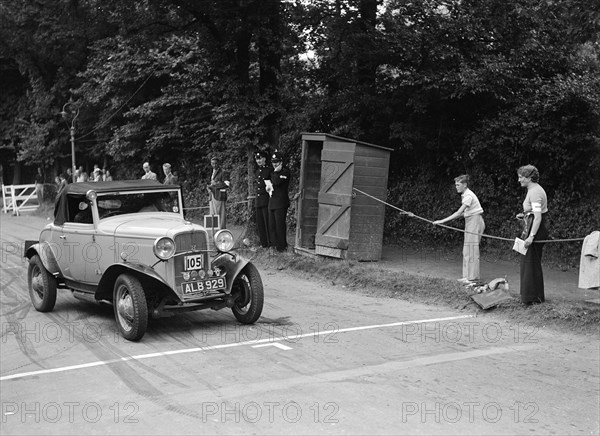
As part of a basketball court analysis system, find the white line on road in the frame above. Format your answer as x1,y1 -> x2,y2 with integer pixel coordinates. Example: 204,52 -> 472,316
252,343 -> 293,350
0,314 -> 475,382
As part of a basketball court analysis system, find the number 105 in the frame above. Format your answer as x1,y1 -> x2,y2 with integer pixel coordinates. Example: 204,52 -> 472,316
184,254 -> 203,270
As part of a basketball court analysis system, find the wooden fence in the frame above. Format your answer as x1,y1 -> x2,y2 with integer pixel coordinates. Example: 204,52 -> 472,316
1,184 -> 39,216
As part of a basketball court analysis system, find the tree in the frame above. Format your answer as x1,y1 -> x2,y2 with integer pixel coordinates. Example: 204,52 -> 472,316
0,0 -> 597,257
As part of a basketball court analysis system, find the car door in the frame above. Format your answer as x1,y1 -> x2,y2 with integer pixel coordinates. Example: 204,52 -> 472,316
51,195 -> 98,286
58,222 -> 98,285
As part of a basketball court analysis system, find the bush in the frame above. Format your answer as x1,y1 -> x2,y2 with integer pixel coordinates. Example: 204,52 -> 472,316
384,173 -> 599,268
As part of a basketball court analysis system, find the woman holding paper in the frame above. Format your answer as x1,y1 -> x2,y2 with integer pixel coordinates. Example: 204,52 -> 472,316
517,165 -> 549,305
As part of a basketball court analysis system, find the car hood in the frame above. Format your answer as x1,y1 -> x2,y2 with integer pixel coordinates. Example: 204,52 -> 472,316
99,214 -> 203,238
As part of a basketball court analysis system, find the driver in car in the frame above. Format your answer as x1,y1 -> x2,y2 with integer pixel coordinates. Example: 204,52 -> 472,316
74,201 -> 93,224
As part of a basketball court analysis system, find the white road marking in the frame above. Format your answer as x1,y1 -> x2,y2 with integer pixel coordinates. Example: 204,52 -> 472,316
0,314 -> 475,382
252,343 -> 293,351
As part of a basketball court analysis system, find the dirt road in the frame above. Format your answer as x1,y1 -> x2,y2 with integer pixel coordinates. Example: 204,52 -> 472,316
1,213 -> 599,435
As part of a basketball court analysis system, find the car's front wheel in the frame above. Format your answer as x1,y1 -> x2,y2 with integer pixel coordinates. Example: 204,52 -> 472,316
113,273 -> 148,341
28,254 -> 57,312
231,263 -> 264,324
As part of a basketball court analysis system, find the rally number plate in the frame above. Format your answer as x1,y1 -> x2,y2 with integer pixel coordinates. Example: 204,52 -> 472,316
184,254 -> 203,270
181,277 -> 226,296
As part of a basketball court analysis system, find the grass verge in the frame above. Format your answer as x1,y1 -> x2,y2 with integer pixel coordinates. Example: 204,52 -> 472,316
244,248 -> 600,336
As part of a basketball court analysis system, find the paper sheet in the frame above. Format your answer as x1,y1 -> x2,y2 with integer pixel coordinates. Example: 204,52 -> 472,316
512,237 -> 528,255
264,180 -> 273,197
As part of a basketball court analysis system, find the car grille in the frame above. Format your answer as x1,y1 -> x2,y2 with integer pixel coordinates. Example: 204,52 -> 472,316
174,231 -> 208,253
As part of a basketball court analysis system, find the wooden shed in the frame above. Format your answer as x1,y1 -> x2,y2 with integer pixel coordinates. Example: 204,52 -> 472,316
294,132 -> 392,261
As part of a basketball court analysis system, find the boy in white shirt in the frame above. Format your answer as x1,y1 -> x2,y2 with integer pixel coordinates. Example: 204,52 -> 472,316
433,175 -> 485,283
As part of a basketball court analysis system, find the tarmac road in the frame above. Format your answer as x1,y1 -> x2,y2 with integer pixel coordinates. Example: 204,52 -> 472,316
1,213 -> 599,435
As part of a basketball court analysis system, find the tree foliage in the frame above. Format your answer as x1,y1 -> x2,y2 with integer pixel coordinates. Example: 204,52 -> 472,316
1,0 -> 598,259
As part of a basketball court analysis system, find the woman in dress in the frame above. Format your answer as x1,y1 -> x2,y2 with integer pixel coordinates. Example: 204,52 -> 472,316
517,165 -> 549,305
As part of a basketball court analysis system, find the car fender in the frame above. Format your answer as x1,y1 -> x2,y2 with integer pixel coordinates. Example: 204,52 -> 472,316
24,241 -> 62,277
96,262 -> 173,301
212,253 -> 249,294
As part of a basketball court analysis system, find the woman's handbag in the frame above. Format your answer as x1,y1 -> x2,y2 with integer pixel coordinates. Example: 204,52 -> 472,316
519,212 -> 534,239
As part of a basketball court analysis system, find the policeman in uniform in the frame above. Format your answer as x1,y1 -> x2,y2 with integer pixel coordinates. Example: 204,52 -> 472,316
254,150 -> 271,248
267,151 -> 291,252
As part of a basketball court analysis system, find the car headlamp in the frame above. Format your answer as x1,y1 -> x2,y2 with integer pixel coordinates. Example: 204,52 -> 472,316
214,230 -> 234,252
153,237 -> 176,260
86,190 -> 98,201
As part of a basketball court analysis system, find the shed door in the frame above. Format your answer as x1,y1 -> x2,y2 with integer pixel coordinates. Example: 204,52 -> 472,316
315,148 -> 355,258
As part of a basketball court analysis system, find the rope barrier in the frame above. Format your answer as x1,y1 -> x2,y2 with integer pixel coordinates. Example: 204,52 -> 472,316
183,199 -> 251,211
352,188 -> 586,244
183,205 -> 210,211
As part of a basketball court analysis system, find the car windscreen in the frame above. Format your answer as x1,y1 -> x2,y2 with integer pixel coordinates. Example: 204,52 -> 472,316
97,191 -> 180,219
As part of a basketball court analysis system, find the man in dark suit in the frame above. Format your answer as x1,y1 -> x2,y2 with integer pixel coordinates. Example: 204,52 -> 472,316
207,156 -> 230,229
268,151 -> 290,252
254,150 -> 271,248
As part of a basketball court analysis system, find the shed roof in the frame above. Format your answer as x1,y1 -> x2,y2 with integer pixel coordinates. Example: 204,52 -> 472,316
301,132 -> 393,152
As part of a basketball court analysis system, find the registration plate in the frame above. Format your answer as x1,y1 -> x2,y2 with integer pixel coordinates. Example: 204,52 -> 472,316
181,277 -> 226,295
184,254 -> 203,270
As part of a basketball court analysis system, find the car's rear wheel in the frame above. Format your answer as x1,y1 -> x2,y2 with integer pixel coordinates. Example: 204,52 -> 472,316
28,254 -> 57,312
113,273 -> 148,341
231,263 -> 264,324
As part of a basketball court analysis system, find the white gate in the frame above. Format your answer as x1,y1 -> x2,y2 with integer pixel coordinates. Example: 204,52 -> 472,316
1,184 -> 38,216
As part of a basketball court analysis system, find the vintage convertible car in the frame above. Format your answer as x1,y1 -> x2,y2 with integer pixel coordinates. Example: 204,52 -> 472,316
24,180 -> 264,341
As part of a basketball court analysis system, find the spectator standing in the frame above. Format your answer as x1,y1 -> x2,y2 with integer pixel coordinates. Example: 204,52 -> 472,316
56,173 -> 68,198
207,157 -> 230,229
163,163 -> 178,184
433,175 -> 485,283
92,167 -> 103,182
268,151 -> 291,252
76,166 -> 88,182
254,150 -> 271,248
34,167 -> 44,207
104,169 -> 113,181
141,162 -> 157,180
517,164 -> 549,305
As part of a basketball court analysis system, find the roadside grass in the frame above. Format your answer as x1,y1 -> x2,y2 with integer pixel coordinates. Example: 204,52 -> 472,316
248,249 -> 600,336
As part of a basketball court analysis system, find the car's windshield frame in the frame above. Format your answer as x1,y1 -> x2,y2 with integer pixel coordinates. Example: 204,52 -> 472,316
94,188 -> 184,220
